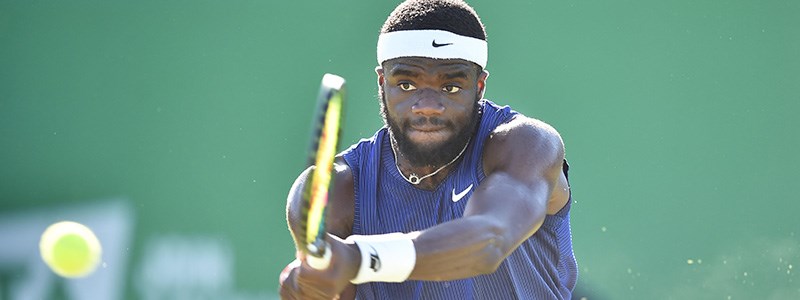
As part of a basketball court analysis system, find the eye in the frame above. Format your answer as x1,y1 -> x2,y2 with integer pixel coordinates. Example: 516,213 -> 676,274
398,82 -> 417,91
443,85 -> 461,94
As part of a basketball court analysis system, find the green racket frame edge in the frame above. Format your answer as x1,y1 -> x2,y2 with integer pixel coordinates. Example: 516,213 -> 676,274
302,73 -> 345,270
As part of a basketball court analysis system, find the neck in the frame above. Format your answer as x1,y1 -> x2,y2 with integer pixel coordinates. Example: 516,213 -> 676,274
390,136 -> 471,186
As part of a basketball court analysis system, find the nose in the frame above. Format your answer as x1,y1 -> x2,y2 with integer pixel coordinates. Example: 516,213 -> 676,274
411,89 -> 445,116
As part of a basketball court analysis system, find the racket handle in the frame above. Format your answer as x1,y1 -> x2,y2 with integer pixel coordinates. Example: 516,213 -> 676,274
306,245 -> 332,270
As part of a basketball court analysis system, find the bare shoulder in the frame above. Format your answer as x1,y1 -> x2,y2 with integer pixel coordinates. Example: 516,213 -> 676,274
483,115 -> 565,175
482,116 -> 570,214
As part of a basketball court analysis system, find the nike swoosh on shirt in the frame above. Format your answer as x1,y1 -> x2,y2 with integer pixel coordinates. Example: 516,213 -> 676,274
452,184 -> 474,202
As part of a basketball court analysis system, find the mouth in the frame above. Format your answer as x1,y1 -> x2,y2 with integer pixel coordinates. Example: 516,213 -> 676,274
406,126 -> 451,144
392,116 -> 455,147
410,124 -> 447,132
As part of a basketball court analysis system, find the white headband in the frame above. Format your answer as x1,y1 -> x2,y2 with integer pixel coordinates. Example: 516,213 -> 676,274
377,30 -> 488,68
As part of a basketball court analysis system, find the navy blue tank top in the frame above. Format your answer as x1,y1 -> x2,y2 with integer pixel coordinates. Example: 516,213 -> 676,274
342,100 -> 577,300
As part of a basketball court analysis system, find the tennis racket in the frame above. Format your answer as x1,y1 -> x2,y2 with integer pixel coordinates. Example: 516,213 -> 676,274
299,73 -> 346,270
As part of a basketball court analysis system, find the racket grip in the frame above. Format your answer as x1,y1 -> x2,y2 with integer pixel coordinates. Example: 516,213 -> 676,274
306,245 -> 332,270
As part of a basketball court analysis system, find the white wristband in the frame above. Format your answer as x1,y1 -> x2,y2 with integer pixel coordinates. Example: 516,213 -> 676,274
345,233 -> 416,284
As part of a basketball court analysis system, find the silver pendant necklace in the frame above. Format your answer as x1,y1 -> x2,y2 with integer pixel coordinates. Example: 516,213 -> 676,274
391,137 -> 471,185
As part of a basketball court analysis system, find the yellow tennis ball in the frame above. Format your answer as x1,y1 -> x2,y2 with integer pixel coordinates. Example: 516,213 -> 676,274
39,221 -> 102,278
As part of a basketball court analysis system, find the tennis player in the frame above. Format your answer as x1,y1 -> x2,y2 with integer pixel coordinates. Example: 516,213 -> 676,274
280,0 -> 577,299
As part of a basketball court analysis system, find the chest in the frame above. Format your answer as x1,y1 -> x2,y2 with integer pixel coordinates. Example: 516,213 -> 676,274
365,171 -> 479,234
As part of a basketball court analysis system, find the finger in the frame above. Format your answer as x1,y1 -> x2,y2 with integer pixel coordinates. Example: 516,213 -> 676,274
295,270 -> 335,300
278,266 -> 300,300
278,284 -> 296,300
279,259 -> 302,284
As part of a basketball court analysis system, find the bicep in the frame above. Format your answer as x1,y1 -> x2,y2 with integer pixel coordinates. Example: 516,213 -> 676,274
467,117 -> 567,243
327,157 -> 355,238
286,167 -> 312,249
285,157 -> 355,250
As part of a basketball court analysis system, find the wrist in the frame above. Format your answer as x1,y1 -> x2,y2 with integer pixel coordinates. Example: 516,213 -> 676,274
342,240 -> 362,281
345,232 -> 417,284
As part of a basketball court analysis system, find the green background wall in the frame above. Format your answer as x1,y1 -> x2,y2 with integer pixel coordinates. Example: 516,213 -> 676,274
1,1 -> 798,299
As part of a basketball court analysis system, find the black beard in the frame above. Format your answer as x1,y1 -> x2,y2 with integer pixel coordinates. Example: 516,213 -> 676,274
381,94 -> 481,168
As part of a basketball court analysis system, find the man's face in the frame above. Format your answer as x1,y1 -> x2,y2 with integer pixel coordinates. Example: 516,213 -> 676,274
377,57 -> 487,167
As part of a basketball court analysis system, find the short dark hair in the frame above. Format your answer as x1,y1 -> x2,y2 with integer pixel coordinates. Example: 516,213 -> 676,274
380,0 -> 487,41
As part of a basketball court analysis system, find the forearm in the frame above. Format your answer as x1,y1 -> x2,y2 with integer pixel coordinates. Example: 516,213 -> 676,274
408,174 -> 549,281
408,216 -> 507,281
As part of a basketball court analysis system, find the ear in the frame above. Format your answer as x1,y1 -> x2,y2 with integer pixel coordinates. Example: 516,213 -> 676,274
375,66 -> 385,86
477,69 -> 489,99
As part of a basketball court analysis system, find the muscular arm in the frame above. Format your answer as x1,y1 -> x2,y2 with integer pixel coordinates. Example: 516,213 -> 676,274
284,156 -> 357,299
409,117 -> 570,281
286,157 -> 355,245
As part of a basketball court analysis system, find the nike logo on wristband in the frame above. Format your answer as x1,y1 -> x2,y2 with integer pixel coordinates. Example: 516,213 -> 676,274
368,245 -> 381,272
452,184 -> 474,202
